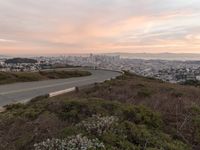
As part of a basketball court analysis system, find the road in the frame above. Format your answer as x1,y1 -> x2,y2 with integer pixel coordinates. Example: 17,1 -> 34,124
0,69 -> 121,106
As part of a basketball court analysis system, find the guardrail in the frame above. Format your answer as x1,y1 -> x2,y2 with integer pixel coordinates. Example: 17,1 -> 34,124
0,87 -> 77,113
49,87 -> 76,97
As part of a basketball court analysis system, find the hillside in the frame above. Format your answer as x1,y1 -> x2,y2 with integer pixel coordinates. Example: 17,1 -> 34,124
5,58 -> 38,64
0,72 -> 200,149
0,70 -> 91,85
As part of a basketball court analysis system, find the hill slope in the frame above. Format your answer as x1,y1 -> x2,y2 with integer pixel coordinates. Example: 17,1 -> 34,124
5,58 -> 37,64
0,70 -> 91,85
0,72 -> 200,149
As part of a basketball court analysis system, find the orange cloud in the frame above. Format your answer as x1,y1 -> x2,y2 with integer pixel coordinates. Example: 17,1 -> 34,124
0,0 -> 200,55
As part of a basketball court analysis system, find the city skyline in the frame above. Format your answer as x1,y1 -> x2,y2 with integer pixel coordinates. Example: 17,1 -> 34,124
0,0 -> 200,55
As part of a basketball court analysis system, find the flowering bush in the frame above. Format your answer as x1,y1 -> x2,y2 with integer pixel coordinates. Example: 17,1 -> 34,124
34,138 -> 66,150
66,134 -> 105,150
77,115 -> 118,136
34,134 -> 105,150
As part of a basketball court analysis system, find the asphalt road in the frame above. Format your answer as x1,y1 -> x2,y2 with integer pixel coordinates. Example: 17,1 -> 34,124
0,69 -> 121,106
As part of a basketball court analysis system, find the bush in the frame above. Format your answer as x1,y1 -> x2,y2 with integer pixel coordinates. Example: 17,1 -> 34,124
137,89 -> 152,98
171,91 -> 183,98
190,106 -> 200,144
77,115 -> 118,136
34,134 -> 105,150
30,94 -> 49,103
122,105 -> 162,128
4,103 -> 27,110
58,99 -> 121,122
59,100 -> 92,122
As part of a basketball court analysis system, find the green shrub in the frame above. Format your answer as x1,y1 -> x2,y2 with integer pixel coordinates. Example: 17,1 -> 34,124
190,106 -> 200,143
4,103 -> 27,110
58,99 -> 120,122
137,89 -> 152,98
122,105 -> 162,128
171,91 -> 183,98
23,108 -> 43,119
30,94 -> 49,103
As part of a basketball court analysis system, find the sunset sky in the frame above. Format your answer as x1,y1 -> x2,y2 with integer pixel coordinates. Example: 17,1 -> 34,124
0,0 -> 200,55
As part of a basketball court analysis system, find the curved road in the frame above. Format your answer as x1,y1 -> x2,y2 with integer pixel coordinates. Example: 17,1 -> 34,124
0,69 -> 121,106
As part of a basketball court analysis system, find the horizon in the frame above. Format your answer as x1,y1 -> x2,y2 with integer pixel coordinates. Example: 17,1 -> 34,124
3,52 -> 200,59
0,0 -> 200,55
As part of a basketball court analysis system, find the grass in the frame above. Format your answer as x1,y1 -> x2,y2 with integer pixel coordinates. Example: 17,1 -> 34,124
0,72 -> 200,149
0,70 -> 91,85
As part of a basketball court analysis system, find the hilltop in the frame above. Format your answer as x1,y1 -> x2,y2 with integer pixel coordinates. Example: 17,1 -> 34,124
0,72 -> 200,149
5,58 -> 37,64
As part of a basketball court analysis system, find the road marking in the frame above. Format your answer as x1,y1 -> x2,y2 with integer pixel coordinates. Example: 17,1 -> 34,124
0,77 -> 96,95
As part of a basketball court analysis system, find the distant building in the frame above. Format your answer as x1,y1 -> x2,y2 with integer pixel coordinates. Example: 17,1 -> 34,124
186,74 -> 196,81
196,76 -> 200,81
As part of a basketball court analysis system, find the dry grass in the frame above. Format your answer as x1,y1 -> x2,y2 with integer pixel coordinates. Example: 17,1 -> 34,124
0,70 -> 91,85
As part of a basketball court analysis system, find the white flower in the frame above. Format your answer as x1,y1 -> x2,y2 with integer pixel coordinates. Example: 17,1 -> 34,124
34,134 -> 105,150
77,115 -> 118,136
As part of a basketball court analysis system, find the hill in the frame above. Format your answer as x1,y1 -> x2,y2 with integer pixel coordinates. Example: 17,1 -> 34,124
0,72 -> 200,149
5,58 -> 37,64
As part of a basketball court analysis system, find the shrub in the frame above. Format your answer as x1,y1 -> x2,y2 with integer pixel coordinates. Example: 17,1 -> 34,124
58,99 -> 120,122
23,108 -> 43,119
171,92 -> 183,98
77,115 -> 118,136
137,89 -> 152,98
4,103 -> 27,110
59,101 -> 92,122
30,94 -> 49,103
34,134 -> 105,150
122,105 -> 162,128
190,106 -> 200,144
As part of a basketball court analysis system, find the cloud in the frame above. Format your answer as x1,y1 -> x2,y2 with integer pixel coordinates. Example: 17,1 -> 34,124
0,0 -> 200,54
0,39 -> 17,43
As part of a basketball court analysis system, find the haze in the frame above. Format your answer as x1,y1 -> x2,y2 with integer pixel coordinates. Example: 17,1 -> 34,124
0,0 -> 200,55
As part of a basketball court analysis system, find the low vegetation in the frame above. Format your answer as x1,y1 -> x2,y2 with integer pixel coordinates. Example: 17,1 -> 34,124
181,79 -> 200,87
0,99 -> 189,150
0,70 -> 91,85
0,72 -> 200,149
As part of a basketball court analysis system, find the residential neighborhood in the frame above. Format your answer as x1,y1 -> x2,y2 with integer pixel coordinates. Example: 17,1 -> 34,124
1,54 -> 200,83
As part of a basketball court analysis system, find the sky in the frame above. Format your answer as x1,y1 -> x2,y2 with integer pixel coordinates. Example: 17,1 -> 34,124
0,0 -> 200,55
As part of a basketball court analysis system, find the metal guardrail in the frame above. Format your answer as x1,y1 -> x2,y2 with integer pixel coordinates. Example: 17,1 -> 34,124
49,87 -> 76,97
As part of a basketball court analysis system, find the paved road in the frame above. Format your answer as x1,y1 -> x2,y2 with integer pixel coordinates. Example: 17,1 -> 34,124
0,69 -> 121,106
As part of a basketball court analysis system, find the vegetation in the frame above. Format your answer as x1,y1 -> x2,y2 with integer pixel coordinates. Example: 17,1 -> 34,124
5,58 -> 38,64
0,72 -> 200,149
181,79 -> 200,87
0,99 -> 189,150
0,70 -> 91,85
